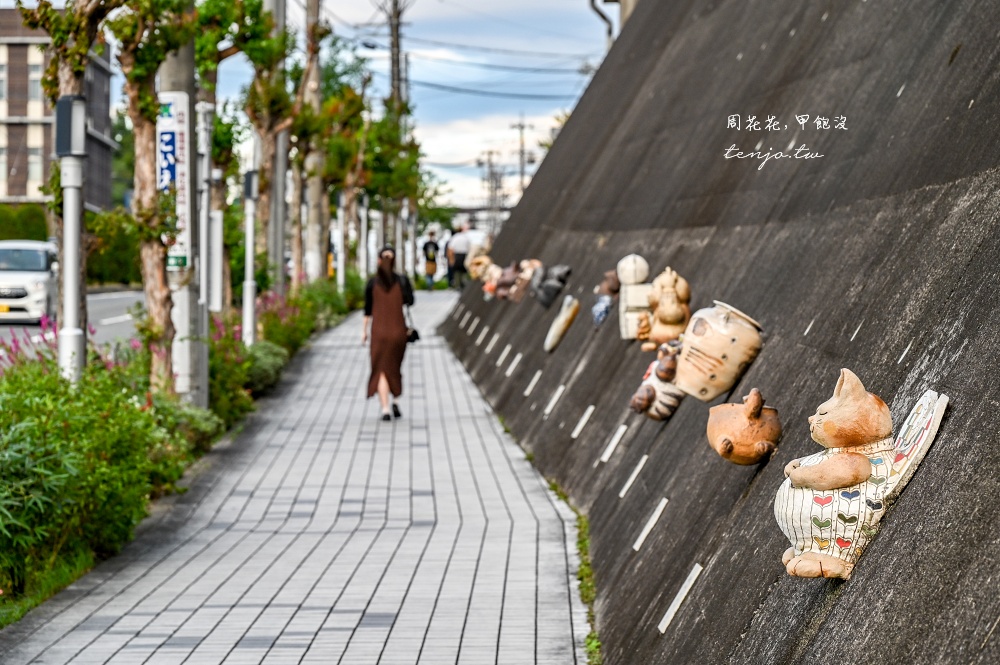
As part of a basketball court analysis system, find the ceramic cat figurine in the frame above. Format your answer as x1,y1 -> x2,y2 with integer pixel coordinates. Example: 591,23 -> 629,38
774,369 -> 948,580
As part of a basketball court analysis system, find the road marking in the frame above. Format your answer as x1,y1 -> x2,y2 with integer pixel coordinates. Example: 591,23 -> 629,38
88,291 -> 142,301
633,498 -> 668,551
619,455 -> 648,498
505,353 -> 522,378
98,314 -> 134,326
897,339 -> 914,364
803,318 -> 815,336
658,564 -> 704,633
485,334 -> 500,354
459,312 -> 471,329
597,424 -> 628,464
476,326 -> 489,346
467,316 -> 479,335
571,405 -> 595,439
523,370 -> 542,397
543,384 -> 565,417
495,344 -> 511,367
850,320 -> 864,341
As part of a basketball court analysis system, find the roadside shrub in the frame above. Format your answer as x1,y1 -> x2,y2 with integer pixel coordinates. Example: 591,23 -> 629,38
344,268 -> 366,310
259,291 -> 315,355
295,279 -> 348,331
208,315 -> 254,428
151,394 -> 224,457
245,341 -> 289,396
0,353 -> 167,594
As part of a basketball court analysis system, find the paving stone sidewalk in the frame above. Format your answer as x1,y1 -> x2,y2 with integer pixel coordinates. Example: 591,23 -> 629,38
0,292 -> 587,665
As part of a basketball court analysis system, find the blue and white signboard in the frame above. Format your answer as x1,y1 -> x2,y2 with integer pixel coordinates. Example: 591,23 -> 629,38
156,91 -> 191,270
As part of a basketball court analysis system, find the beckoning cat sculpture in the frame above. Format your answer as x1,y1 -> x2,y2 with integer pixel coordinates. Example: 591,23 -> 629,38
774,369 -> 948,580
638,267 -> 691,352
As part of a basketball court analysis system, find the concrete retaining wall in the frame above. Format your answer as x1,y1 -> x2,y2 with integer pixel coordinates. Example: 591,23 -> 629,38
439,1 -> 1000,662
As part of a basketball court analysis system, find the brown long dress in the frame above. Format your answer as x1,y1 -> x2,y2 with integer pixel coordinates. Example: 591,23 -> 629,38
367,277 -> 409,398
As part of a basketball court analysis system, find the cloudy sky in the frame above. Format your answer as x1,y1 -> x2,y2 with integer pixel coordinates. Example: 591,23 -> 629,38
213,0 -> 620,208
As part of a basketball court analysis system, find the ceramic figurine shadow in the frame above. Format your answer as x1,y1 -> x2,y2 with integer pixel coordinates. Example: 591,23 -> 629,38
773,369 -> 948,580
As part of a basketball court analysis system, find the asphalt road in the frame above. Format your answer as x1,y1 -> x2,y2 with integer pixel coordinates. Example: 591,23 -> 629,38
0,290 -> 144,349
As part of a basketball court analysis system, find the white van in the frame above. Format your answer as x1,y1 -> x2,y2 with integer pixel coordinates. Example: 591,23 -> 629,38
0,240 -> 58,323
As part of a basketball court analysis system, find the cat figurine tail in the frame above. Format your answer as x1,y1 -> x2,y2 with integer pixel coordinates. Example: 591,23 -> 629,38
774,368 -> 948,580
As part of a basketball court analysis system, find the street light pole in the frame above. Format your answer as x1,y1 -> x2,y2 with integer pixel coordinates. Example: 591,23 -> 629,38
196,101 -> 213,403
55,95 -> 87,383
243,138 -> 260,346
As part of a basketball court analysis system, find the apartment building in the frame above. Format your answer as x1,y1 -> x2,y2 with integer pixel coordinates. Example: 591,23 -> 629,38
0,9 -> 115,212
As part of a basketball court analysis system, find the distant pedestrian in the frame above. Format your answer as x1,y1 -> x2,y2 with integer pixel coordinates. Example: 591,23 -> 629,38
362,246 -> 415,421
447,223 -> 472,289
422,231 -> 440,290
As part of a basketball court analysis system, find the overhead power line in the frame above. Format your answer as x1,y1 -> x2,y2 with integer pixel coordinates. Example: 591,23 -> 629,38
363,44 -> 590,74
404,35 -> 598,59
408,78 -> 579,100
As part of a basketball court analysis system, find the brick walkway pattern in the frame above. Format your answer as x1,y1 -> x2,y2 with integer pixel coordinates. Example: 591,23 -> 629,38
0,292 -> 586,665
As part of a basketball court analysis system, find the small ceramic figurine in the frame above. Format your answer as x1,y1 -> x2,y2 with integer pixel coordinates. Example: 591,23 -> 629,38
706,389 -> 782,465
592,269 -> 621,326
630,301 -> 764,422
467,255 -> 494,281
495,263 -> 518,300
510,259 -> 542,303
630,343 -> 685,420
617,254 -> 652,339
773,369 -> 948,580
639,267 -> 691,351
530,263 -> 572,308
544,295 -> 580,352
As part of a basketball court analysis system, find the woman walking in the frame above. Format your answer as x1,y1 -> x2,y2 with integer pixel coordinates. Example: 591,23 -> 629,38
362,246 -> 415,420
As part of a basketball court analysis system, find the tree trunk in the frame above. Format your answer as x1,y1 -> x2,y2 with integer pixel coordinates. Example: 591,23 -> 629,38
290,160 -> 304,293
255,129 -> 276,256
131,107 -> 174,393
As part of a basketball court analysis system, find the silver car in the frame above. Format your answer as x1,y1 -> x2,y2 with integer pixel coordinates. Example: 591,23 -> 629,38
0,240 -> 58,323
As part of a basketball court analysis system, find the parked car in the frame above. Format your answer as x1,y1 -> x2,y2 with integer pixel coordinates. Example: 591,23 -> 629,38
0,240 -> 58,323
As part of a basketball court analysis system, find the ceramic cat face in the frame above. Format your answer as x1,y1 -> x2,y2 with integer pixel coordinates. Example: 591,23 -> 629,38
808,369 -> 892,449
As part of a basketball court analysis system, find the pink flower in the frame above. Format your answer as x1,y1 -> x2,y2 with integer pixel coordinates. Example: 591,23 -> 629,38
88,323 -> 96,336
130,338 -> 142,350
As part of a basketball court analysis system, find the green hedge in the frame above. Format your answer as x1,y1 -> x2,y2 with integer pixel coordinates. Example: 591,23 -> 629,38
0,204 -> 48,241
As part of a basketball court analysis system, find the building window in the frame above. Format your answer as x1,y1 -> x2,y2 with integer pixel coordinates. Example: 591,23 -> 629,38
28,64 -> 42,101
0,64 -> 6,101
27,148 -> 42,182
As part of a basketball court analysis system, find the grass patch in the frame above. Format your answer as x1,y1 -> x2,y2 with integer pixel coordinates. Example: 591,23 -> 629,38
0,549 -> 94,629
548,480 -> 602,665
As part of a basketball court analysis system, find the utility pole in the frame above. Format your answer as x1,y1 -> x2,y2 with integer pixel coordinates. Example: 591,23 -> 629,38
265,0 -> 288,294
389,0 -> 403,110
510,113 -> 534,193
159,15 -> 205,407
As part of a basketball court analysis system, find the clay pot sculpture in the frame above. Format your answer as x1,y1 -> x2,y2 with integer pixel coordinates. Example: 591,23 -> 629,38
592,269 -> 621,326
706,389 -> 782,465
639,267 -> 691,352
530,263 -> 572,308
630,301 -> 763,422
774,369 -> 949,580
544,295 -> 580,352
617,254 -> 652,339
673,301 -> 763,401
